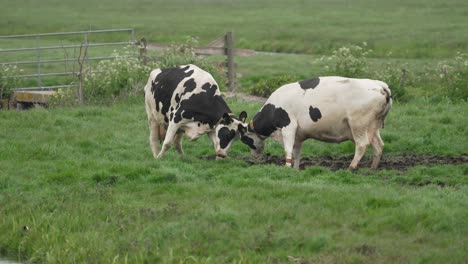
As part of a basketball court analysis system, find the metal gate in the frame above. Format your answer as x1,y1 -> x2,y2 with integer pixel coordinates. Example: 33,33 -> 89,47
0,29 -> 136,92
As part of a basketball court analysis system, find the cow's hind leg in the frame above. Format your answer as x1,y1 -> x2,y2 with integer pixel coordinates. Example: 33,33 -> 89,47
148,117 -> 160,159
157,122 -> 181,159
349,127 -> 370,170
174,133 -> 184,155
371,130 -> 384,169
281,124 -> 298,168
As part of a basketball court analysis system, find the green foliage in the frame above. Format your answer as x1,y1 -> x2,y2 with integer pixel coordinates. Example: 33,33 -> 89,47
47,88 -> 80,107
248,74 -> 298,97
0,65 -> 24,100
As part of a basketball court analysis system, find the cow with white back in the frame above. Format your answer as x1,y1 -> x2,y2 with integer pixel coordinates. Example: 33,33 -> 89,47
144,64 -> 247,159
238,76 -> 392,170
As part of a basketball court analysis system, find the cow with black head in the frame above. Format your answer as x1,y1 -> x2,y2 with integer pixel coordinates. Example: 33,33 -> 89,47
239,76 -> 392,170
144,64 -> 247,159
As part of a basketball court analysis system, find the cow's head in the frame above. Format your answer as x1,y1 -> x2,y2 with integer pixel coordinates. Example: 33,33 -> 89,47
238,121 -> 265,156
211,111 -> 248,159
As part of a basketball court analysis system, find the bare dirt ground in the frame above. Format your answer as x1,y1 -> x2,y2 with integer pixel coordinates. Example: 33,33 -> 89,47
239,154 -> 468,171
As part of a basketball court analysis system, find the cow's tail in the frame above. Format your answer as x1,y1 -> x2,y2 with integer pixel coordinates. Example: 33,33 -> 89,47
379,81 -> 393,128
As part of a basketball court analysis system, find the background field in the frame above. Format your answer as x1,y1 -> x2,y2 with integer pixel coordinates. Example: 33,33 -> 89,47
1,0 -> 468,58
1,0 -> 468,263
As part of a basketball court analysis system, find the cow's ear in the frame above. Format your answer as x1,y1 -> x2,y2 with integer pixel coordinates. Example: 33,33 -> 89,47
239,111 -> 247,122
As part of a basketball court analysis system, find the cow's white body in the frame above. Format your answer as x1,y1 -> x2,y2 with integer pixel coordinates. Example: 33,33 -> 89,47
240,76 -> 392,169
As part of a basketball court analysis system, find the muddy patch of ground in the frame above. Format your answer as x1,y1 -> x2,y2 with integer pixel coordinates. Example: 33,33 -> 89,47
239,154 -> 468,171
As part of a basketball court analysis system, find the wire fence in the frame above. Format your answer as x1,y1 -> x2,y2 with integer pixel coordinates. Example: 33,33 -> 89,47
0,29 -> 136,91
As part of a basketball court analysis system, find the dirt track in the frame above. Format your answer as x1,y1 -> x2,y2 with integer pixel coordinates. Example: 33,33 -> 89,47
240,154 -> 468,171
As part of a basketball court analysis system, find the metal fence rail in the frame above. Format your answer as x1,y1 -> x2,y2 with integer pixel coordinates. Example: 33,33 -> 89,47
0,29 -> 136,91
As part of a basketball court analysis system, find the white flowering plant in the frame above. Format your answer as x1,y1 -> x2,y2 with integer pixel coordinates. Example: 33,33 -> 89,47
81,46 -> 152,102
328,43 -> 372,78
324,44 -> 468,101
435,52 -> 468,100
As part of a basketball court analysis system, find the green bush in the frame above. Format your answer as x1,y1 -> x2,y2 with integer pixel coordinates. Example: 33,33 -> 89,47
248,74 -> 298,97
328,43 -> 371,78
0,65 -> 24,100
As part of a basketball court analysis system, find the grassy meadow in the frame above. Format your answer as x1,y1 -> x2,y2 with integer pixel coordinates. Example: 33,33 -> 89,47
0,98 -> 467,263
1,0 -> 468,263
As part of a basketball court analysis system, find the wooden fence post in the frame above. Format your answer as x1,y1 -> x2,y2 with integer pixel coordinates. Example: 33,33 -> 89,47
138,37 -> 148,65
225,32 -> 235,92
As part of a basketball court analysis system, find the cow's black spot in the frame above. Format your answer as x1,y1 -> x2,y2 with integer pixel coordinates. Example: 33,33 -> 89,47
241,135 -> 256,150
174,94 -> 180,104
151,65 -> 194,123
201,82 -> 217,97
174,82 -> 231,128
183,78 -> 197,95
252,104 -> 291,137
173,112 -> 182,124
218,127 -> 236,149
299,77 -> 320,89
309,106 -> 322,122
170,112 -> 174,121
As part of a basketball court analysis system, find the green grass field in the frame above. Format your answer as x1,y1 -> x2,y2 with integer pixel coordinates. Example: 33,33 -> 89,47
1,0 -> 468,263
0,98 -> 467,263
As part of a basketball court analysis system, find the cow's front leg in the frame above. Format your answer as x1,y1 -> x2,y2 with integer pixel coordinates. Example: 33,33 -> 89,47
148,117 -> 160,159
157,122 -> 181,159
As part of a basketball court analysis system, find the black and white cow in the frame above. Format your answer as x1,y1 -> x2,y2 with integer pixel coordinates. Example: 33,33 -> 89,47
239,76 -> 392,169
144,64 -> 247,159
